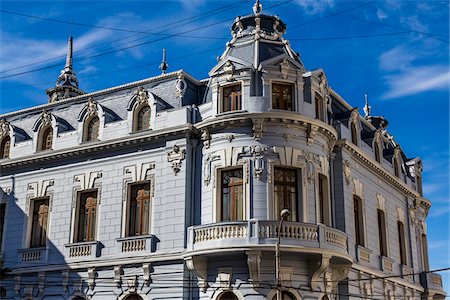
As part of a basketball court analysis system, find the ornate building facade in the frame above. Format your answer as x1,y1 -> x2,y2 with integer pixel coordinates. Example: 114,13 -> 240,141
0,2 -> 445,299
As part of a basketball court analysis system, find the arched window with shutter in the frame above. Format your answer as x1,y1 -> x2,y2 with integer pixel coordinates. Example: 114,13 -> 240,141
40,126 -> 53,151
136,105 -> 151,131
0,136 -> 11,159
85,116 -> 100,142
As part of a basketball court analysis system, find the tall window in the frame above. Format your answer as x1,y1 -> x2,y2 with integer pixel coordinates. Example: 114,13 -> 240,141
397,221 -> 407,265
221,168 -> 244,221
0,203 -> 5,249
317,174 -> 330,226
353,195 -> 365,247
128,182 -> 151,236
377,209 -> 388,256
393,157 -> 400,177
40,126 -> 53,151
374,142 -> 381,163
30,198 -> 49,248
0,136 -> 10,159
85,116 -> 100,142
272,83 -> 294,111
315,95 -> 324,121
222,84 -> 242,112
219,292 -> 238,300
274,167 -> 298,221
351,123 -> 358,145
136,105 -> 150,131
76,190 -> 98,242
421,234 -> 429,271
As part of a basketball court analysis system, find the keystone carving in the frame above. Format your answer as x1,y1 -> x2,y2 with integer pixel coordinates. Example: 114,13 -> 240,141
85,98 -> 98,117
280,57 -> 290,79
167,145 -> 186,175
343,160 -> 352,186
252,145 -> 268,180
223,61 -> 235,81
135,86 -> 149,105
252,119 -> 264,140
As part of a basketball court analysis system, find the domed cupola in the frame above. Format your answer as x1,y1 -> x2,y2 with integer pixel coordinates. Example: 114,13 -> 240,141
209,1 -> 304,76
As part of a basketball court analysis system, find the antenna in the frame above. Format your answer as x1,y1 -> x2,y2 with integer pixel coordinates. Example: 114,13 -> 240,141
363,93 -> 371,118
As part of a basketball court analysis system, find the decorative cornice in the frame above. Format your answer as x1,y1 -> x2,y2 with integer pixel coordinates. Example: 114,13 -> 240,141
336,139 -> 420,200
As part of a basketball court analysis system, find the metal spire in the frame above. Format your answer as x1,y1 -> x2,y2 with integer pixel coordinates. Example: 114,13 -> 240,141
159,48 -> 168,74
363,93 -> 371,118
253,0 -> 262,15
64,35 -> 74,72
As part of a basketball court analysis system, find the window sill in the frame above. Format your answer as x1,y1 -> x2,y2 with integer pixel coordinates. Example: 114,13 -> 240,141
18,247 -> 47,263
380,255 -> 394,273
356,245 -> 372,263
64,241 -> 102,259
401,264 -> 414,282
116,234 -> 157,253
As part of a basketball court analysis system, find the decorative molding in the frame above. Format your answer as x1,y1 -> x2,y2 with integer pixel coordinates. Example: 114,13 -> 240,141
85,97 -> 98,118
14,275 -> 20,295
217,267 -> 232,289
167,145 -> 186,175
246,250 -> 261,286
397,207 -> 405,223
135,86 -> 149,106
201,129 -> 211,149
38,272 -> 45,295
273,146 -> 302,167
73,171 -> 102,190
62,270 -> 69,292
307,123 -> 318,145
377,194 -> 386,211
126,275 -> 139,293
224,134 -> 235,142
143,263 -> 152,286
123,162 -> 155,182
175,72 -> 187,98
252,145 -> 268,180
280,57 -> 290,79
252,119 -> 264,140
0,119 -> 10,139
352,178 -> 364,199
87,267 -> 97,290
223,61 -> 235,82
310,254 -> 330,290
27,179 -> 54,199
343,160 -> 352,186
114,266 -> 123,288
185,256 -> 208,292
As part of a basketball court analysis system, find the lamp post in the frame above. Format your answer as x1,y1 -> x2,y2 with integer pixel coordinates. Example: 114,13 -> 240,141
276,208 -> 290,300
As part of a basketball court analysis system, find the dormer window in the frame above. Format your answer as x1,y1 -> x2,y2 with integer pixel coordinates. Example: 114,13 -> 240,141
40,126 -> 53,151
136,105 -> 151,131
221,83 -> 242,112
85,116 -> 100,142
315,95 -> 325,121
272,82 -> 294,111
0,136 -> 10,159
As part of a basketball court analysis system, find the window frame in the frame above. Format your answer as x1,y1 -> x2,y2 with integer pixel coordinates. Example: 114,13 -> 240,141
73,189 -> 99,243
134,104 -> 151,132
0,135 -> 11,159
353,195 -> 366,247
377,208 -> 388,257
28,197 -> 50,248
317,173 -> 331,226
273,166 -> 300,222
219,167 -> 245,222
397,220 -> 407,265
83,115 -> 100,142
220,82 -> 243,113
38,125 -> 53,151
125,181 -> 153,237
315,94 -> 325,121
271,81 -> 295,111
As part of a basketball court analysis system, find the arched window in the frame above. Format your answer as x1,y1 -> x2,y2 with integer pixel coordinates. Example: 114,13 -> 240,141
0,136 -> 11,159
85,116 -> 100,142
40,126 -> 53,151
136,105 -> 150,131
124,294 -> 143,300
218,291 -> 238,300
351,122 -> 358,145
393,157 -> 400,177
374,142 -> 381,163
271,291 -> 296,300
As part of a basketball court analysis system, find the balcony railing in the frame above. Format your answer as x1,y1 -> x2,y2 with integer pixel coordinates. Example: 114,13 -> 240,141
116,235 -> 156,253
65,241 -> 102,259
187,220 -> 348,255
17,247 -> 47,263
421,272 -> 445,293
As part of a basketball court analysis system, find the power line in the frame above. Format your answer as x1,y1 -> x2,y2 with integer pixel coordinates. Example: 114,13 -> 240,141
290,31 -> 412,41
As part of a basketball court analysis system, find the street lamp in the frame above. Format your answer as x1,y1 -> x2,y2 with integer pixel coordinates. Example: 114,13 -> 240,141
276,208 -> 290,300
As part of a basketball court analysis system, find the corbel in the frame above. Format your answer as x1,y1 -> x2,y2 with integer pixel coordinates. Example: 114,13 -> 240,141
246,250 -> 261,286
307,123 -> 318,145
38,272 -> 45,295
310,254 -> 331,290
217,267 -> 232,289
87,267 -> 97,290
143,263 -> 152,286
62,270 -> 69,293
185,256 -> 208,292
14,275 -> 20,296
114,266 -> 123,288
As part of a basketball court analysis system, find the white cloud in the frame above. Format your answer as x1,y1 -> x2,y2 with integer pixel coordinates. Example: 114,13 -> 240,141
294,0 -> 334,14
381,65 -> 450,99
376,9 -> 388,21
429,206 -> 450,218
379,46 -> 416,71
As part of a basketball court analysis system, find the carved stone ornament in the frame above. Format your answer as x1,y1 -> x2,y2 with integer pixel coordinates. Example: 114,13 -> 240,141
38,272 -> 45,295
343,160 -> 352,186
0,119 -> 10,139
224,134 -> 235,142
280,57 -> 290,79
143,263 -> 152,286
167,145 -> 186,175
136,86 -> 149,105
86,98 -> 98,117
307,123 -> 318,145
87,268 -> 97,290
186,256 -> 208,292
223,61 -> 235,82
252,145 -> 268,180
217,268 -> 232,289
252,119 -> 264,140
62,271 -> 69,292
175,72 -> 187,98
40,110 -> 52,128
246,251 -> 261,286
201,129 -> 211,149
126,275 -> 139,292
114,266 -> 123,288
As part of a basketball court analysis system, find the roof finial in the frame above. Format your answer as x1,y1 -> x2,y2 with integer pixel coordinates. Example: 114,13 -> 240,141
253,0 -> 262,15
159,48 -> 168,74
363,93 -> 371,118
64,35 -> 74,72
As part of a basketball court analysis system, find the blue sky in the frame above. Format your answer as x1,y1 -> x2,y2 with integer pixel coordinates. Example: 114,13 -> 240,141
1,0 -> 449,293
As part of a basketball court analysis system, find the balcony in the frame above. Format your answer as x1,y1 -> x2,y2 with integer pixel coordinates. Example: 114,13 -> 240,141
116,235 -> 156,254
17,247 -> 47,263
421,272 -> 446,295
64,241 -> 102,260
186,220 -> 348,256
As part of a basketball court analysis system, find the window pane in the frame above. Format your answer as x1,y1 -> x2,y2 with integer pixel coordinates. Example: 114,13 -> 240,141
353,196 -> 365,247
77,191 -> 98,242
377,209 -> 387,256
274,167 -> 298,221
41,127 -> 53,151
128,182 -> 151,236
86,116 -> 100,142
315,95 -> 324,120
221,168 -> 244,221
398,221 -> 407,265
30,198 -> 49,248
137,106 -> 150,131
272,83 -> 293,111
222,84 -> 242,112
1,136 -> 11,159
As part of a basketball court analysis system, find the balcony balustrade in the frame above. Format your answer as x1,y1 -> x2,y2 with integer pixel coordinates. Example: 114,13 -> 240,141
187,220 -> 348,255
116,235 -> 156,253
17,247 -> 47,263
421,272 -> 445,293
64,241 -> 102,260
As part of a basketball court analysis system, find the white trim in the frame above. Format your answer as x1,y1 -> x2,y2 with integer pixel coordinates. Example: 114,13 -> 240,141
269,79 -> 297,112
218,81 -> 244,114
